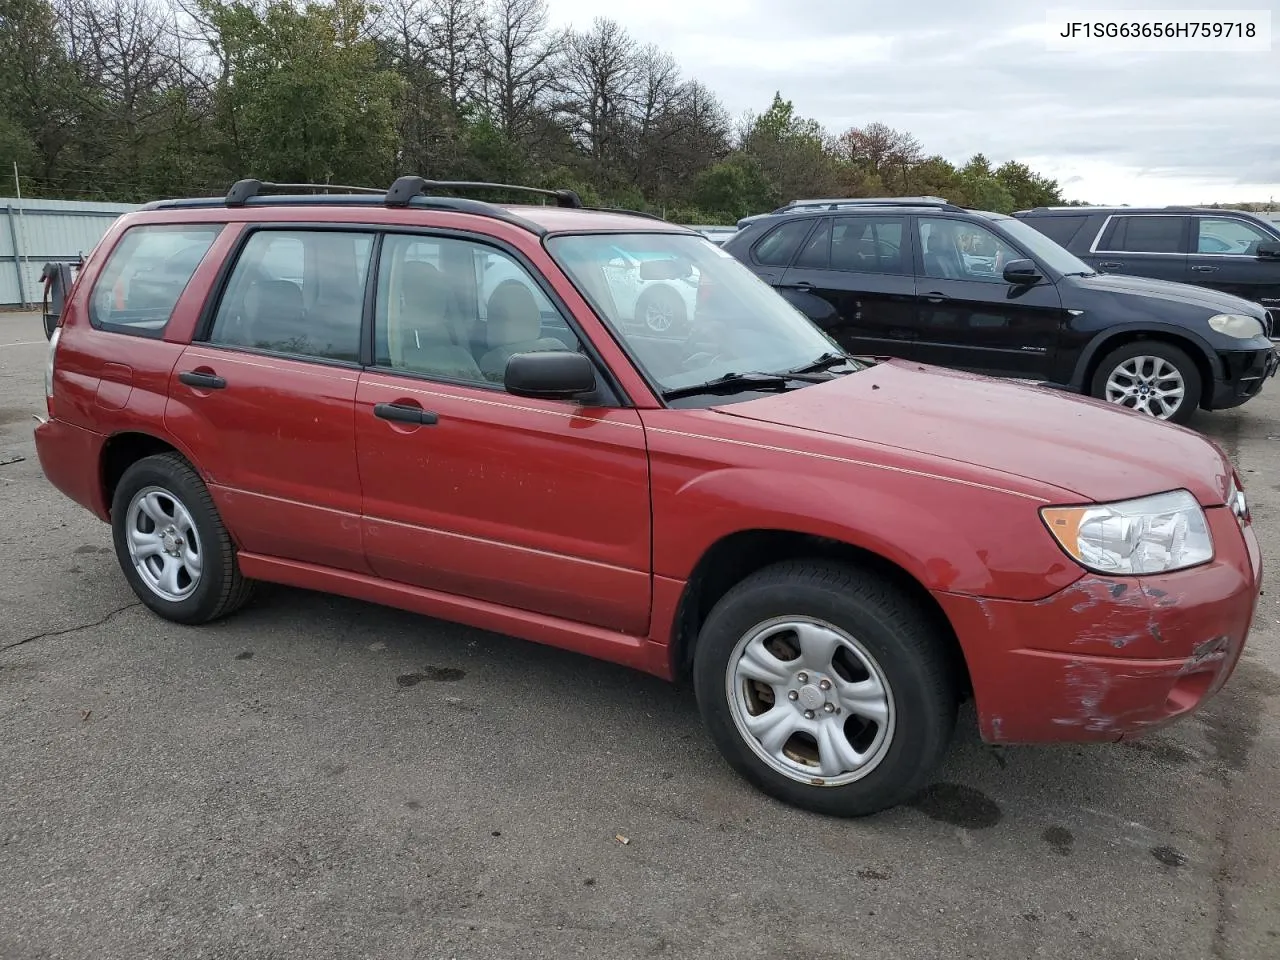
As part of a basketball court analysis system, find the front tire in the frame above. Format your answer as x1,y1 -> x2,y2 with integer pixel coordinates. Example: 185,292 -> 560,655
111,452 -> 254,624
1089,341 -> 1201,424
692,560 -> 960,817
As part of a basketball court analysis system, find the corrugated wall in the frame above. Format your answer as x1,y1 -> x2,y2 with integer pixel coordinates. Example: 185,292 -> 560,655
0,197 -> 140,307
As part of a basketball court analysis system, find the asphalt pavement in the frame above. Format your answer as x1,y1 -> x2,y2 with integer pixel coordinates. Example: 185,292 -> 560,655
2,310 -> 1279,960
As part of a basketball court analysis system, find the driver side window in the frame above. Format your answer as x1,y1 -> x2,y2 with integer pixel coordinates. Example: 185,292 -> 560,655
918,218 -> 1020,283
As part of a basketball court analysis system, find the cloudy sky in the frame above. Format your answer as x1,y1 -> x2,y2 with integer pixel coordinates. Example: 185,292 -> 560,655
545,0 -> 1279,206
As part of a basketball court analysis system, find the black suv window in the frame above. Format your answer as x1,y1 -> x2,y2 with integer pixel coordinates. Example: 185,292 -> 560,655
831,217 -> 907,275
207,229 -> 374,363
1097,215 -> 1186,254
1196,216 -> 1273,255
918,217 -> 1019,283
88,224 -> 222,336
793,219 -> 832,268
1022,214 -> 1089,247
753,219 -> 815,267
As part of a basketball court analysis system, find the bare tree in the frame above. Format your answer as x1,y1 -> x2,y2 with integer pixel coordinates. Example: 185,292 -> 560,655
423,0 -> 485,111
554,16 -> 638,166
481,0 -> 560,147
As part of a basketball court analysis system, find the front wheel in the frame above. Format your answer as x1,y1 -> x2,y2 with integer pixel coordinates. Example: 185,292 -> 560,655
692,560 -> 960,817
636,285 -> 688,335
1090,341 -> 1202,424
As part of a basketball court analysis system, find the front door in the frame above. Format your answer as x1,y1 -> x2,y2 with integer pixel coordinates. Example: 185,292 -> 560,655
165,226 -> 375,573
1188,214 -> 1280,307
354,231 -> 652,635
775,214 -> 920,359
913,216 -> 1066,378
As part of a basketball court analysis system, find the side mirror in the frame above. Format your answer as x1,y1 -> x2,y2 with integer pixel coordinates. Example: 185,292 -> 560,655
504,351 -> 596,400
1002,258 -> 1043,285
1256,240 -> 1280,260
639,258 -> 692,281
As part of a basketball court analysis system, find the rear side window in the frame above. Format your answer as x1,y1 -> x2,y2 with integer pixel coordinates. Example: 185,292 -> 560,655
1021,214 -> 1090,247
88,224 -> 222,336
752,219 -> 814,267
1097,215 -> 1186,254
206,229 -> 374,364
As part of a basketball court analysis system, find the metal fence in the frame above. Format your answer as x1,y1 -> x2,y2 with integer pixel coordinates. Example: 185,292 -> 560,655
1,197 -> 140,308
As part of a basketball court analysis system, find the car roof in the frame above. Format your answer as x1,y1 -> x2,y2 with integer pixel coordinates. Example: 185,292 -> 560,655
495,203 -> 694,235
741,204 -> 1009,226
1014,205 -> 1275,218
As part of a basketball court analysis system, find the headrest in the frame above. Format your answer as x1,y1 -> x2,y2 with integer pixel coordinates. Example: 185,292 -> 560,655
486,280 -> 541,347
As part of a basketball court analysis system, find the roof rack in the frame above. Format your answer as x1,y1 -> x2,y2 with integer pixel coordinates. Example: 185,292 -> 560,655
386,176 -> 584,209
783,195 -> 950,208
225,179 -> 384,206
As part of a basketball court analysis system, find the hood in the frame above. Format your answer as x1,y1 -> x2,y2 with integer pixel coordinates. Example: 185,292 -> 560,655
1070,271 -> 1267,317
711,361 -> 1233,506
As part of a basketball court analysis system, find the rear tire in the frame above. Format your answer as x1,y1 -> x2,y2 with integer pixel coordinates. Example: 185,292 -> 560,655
692,560 -> 959,817
1089,341 -> 1201,425
111,452 -> 255,624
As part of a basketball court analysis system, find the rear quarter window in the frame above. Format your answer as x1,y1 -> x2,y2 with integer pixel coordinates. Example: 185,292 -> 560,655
752,219 -> 815,267
1021,214 -> 1090,248
88,224 -> 222,337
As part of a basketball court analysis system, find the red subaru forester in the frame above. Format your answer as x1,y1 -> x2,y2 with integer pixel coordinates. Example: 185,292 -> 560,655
34,178 -> 1263,817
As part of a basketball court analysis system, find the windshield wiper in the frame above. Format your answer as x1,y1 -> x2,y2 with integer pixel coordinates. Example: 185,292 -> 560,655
661,371 -> 795,401
779,351 -> 859,376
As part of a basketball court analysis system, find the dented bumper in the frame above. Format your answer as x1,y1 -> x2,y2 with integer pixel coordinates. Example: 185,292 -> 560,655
934,506 -> 1262,744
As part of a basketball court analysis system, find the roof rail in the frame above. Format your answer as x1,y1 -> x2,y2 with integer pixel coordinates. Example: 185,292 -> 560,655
225,179 -> 384,206
386,176 -> 584,209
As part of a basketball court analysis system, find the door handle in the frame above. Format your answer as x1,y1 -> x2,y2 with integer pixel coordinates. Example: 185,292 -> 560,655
924,292 -> 950,303
374,402 -> 439,425
1191,265 -> 1218,273
1099,261 -> 1123,269
178,370 -> 226,390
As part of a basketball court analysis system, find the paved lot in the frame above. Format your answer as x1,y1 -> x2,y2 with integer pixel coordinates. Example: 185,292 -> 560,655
2,309 -> 1279,960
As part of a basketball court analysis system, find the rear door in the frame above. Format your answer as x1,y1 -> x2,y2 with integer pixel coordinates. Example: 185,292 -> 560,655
742,218 -> 819,286
1188,214 -> 1280,307
1088,214 -> 1190,282
913,216 -> 1066,378
165,226 -> 374,573
775,214 -> 920,356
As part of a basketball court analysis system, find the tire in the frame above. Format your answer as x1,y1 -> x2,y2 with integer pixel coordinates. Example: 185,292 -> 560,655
636,285 -> 688,335
692,559 -> 960,817
110,452 -> 255,624
1089,341 -> 1202,425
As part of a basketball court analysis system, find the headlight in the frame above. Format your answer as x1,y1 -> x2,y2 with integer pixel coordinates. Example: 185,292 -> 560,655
1040,489 -> 1213,575
1208,314 -> 1265,339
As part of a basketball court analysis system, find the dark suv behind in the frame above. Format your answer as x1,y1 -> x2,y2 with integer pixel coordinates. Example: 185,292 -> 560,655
721,198 -> 1278,424
1011,205 -> 1280,314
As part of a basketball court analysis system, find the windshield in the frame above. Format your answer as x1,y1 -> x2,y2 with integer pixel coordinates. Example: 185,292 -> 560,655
546,232 -> 846,397
994,217 -> 1097,275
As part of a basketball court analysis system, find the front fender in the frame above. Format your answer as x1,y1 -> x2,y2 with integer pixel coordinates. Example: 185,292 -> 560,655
1068,321 -> 1222,389
651,466 -> 1085,602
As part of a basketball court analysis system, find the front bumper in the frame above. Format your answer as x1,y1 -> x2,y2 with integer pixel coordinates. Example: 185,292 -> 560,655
934,507 -> 1262,744
1207,344 -> 1278,410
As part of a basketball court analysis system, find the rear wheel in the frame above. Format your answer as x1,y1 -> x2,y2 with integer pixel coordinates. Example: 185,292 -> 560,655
1090,341 -> 1201,424
111,453 -> 254,624
692,560 -> 959,817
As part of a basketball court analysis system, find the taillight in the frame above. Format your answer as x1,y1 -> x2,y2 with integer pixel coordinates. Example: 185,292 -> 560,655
45,326 -> 61,417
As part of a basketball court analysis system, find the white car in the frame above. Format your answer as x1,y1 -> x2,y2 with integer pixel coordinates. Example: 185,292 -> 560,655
599,246 -> 701,335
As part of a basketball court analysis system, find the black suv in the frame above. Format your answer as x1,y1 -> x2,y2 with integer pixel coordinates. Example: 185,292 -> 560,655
721,198 -> 1278,424
1011,205 -> 1280,313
